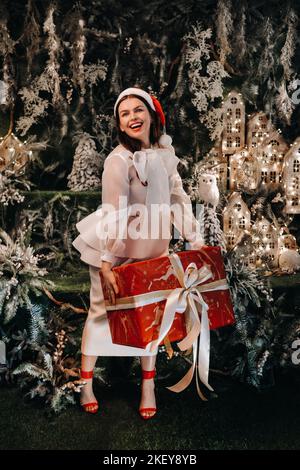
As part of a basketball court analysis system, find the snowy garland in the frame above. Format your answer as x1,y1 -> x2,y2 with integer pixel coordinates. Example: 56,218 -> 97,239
0,172 -> 28,206
16,4 -> 62,135
280,8 -> 298,81
234,3 -> 247,65
257,19 -> 275,83
0,15 -> 15,107
215,0 -> 233,65
43,3 -> 62,106
16,5 -> 108,137
69,15 -> 87,98
275,9 -> 298,125
184,24 -> 228,141
275,81 -> 295,126
22,0 -> 41,75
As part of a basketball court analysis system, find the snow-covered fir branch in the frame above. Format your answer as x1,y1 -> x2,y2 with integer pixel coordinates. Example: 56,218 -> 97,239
67,133 -> 101,191
0,229 -> 54,323
184,23 -> 228,141
216,0 -> 233,65
280,8 -> 298,81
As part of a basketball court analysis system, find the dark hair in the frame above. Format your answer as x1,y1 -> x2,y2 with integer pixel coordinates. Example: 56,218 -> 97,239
115,93 -> 163,153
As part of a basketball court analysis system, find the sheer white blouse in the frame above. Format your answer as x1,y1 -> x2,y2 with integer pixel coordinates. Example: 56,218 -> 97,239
72,141 -> 203,268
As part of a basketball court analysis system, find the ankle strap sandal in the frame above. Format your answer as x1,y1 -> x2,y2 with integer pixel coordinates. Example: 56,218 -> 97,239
81,370 -> 94,379
139,369 -> 157,420
141,369 -> 156,380
80,370 -> 99,414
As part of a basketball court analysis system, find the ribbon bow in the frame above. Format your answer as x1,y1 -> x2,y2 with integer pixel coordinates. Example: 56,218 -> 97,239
150,254 -> 226,399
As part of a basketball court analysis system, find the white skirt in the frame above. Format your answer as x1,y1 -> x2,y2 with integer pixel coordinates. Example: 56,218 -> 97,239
81,253 -> 168,357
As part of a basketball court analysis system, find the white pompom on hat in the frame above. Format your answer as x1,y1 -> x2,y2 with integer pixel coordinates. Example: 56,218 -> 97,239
114,87 -> 172,146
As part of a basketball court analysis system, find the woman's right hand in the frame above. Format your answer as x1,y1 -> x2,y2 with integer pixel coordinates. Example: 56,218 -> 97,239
101,265 -> 119,305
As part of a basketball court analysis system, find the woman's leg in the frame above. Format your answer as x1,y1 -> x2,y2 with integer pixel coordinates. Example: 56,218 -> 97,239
140,354 -> 157,418
80,354 -> 98,411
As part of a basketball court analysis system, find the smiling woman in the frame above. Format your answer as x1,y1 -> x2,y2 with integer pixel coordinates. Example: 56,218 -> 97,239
72,86 -> 204,420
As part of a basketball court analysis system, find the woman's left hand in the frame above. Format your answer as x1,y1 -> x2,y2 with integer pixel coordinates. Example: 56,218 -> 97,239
101,261 -> 119,305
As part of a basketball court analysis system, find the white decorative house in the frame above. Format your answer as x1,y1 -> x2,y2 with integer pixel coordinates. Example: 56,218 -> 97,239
229,149 -> 248,190
222,91 -> 245,156
258,131 -> 288,186
252,217 -> 279,267
223,192 -> 251,249
229,149 -> 260,190
282,137 -> 300,214
246,112 -> 272,150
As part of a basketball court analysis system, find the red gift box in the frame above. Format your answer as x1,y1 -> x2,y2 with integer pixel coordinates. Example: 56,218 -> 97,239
100,247 -> 235,350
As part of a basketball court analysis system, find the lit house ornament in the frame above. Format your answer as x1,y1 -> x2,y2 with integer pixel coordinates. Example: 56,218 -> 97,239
246,112 -> 272,151
282,137 -> 300,214
223,192 -> 251,249
0,133 -> 32,174
229,149 -> 260,191
222,91 -> 245,156
252,217 -> 279,268
258,130 -> 288,186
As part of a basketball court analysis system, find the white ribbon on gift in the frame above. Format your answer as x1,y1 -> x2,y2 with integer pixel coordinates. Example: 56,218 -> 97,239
149,253 -> 229,399
105,252 -> 230,399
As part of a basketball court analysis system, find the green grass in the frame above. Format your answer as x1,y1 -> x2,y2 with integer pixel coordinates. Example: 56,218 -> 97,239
1,373 -> 300,450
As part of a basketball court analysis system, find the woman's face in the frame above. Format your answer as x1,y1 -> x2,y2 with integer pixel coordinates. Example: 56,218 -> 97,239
118,97 -> 152,144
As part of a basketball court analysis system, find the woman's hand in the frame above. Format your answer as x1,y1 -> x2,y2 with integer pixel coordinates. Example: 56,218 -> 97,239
101,261 -> 119,305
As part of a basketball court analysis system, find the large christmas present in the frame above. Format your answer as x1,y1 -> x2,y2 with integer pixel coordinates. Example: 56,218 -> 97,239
100,247 -> 235,350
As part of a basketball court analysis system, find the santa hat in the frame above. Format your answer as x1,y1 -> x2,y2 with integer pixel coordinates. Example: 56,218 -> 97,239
113,87 -> 172,147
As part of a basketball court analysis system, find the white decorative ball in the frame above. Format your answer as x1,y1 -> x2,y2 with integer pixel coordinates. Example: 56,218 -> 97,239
279,249 -> 300,273
158,133 -> 173,147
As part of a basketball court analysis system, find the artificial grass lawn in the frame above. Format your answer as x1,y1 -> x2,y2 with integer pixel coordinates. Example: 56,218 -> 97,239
1,372 -> 300,450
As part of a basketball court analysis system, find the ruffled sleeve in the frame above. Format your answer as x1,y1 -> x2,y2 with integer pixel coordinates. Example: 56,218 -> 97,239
167,146 -> 204,249
72,152 -> 130,268
100,153 -> 130,262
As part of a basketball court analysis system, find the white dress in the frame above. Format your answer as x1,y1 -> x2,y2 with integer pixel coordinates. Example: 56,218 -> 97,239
72,141 -> 203,356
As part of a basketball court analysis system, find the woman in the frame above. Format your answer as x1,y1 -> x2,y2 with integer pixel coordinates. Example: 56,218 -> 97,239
72,86 -> 204,419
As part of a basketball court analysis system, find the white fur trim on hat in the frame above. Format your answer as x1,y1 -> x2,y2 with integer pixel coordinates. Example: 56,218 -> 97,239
158,133 -> 173,146
114,87 -> 155,117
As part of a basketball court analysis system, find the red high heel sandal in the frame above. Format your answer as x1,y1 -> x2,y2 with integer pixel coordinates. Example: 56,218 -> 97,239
80,370 -> 99,414
139,369 -> 157,420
